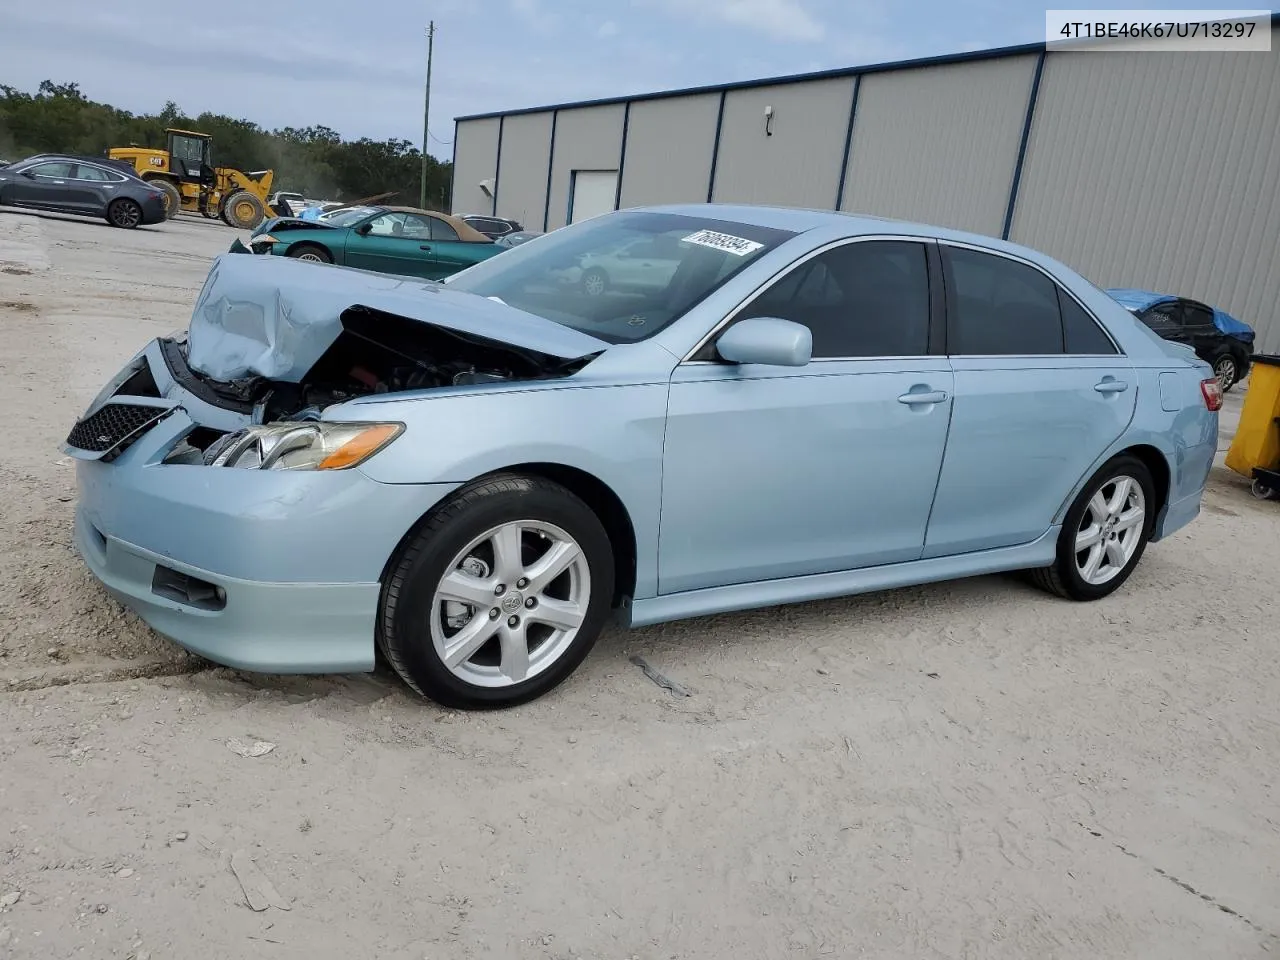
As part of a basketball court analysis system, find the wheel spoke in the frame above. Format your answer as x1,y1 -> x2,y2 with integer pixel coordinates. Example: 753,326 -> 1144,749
437,569 -> 496,608
1106,478 -> 1132,516
523,539 -> 581,595
529,597 -> 586,632
442,613 -> 501,668
1104,537 -> 1128,570
498,624 -> 530,682
1087,491 -> 1109,524
490,524 -> 524,581
1081,542 -> 1105,582
1114,508 -> 1144,533
1076,523 -> 1104,551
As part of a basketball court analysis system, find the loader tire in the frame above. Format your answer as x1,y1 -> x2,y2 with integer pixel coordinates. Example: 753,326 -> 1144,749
147,179 -> 182,220
223,190 -> 267,230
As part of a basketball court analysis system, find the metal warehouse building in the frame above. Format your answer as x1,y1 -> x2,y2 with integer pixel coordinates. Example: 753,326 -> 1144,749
452,18 -> 1280,351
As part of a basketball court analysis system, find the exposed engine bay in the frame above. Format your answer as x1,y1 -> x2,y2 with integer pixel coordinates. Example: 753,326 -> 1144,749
65,253 -> 609,467
172,305 -> 582,424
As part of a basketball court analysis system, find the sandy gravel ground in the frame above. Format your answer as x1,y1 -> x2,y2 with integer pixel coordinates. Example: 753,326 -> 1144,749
0,207 -> 1277,959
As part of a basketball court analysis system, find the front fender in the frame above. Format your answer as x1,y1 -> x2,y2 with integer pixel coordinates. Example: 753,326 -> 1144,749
352,383 -> 670,599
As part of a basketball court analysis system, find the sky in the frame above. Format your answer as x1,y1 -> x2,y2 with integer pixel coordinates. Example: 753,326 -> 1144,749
3,1 -> 1275,158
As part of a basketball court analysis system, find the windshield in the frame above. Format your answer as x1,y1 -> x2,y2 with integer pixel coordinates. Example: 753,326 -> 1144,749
321,207 -> 380,226
445,211 -> 795,343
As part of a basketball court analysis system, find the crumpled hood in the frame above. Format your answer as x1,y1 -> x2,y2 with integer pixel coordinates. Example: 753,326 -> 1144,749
185,253 -> 609,382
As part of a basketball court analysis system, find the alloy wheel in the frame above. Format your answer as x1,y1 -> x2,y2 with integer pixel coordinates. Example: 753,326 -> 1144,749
1215,356 -> 1236,391
112,201 -> 141,228
1074,475 -> 1146,586
429,520 -> 590,688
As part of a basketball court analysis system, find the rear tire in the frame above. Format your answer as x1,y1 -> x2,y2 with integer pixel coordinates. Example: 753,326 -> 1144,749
107,198 -> 142,229
1211,350 -> 1238,393
147,179 -> 181,220
1031,454 -> 1155,601
286,244 -> 332,264
222,190 -> 266,230
378,475 -> 615,709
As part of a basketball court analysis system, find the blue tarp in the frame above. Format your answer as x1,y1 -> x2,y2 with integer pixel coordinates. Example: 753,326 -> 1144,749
1106,288 -> 1254,345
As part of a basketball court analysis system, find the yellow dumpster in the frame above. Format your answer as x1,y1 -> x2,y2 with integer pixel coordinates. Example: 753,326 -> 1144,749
1226,355 -> 1280,499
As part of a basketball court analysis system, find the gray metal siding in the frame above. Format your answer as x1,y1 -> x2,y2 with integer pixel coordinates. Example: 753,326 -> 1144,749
840,55 -> 1038,236
451,118 -> 500,217
493,111 -> 555,230
711,78 -> 853,208
1012,36 -> 1280,352
545,104 -> 626,231
618,94 -> 721,208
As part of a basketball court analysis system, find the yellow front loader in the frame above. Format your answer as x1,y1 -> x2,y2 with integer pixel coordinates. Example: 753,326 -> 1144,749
109,128 -> 273,229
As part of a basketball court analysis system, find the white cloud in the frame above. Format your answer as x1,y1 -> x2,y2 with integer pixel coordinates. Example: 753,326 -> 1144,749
652,0 -> 826,43
598,19 -> 620,38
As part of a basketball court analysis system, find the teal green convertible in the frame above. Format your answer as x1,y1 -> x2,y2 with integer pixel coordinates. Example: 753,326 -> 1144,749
228,205 -> 504,280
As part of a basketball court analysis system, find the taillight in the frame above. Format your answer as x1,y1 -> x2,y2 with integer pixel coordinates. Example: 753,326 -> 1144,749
1200,378 -> 1223,412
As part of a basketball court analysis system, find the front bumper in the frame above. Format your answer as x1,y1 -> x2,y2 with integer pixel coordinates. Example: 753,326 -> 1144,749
76,509 -> 381,672
70,363 -> 461,674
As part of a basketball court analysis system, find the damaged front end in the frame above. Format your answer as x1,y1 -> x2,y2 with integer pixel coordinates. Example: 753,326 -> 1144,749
66,253 -> 607,468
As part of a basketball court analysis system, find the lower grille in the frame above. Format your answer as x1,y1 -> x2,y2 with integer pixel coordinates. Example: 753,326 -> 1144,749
66,402 -> 168,456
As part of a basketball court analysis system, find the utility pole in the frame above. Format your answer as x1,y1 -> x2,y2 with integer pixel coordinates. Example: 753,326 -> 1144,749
419,20 -> 435,209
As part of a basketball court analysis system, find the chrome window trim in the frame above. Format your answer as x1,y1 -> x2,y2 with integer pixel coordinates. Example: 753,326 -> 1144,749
937,238 -> 1125,357
680,233 -> 938,364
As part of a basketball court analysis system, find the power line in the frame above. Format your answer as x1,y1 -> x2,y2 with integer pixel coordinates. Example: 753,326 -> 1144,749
429,128 -> 453,146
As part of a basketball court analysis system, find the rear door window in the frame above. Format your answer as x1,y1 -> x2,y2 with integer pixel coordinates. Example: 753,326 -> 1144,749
429,217 -> 460,241
944,246 -> 1063,355
73,164 -> 114,181
1059,289 -> 1118,354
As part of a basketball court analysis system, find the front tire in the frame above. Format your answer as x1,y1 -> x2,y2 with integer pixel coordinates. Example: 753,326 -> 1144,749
107,198 -> 142,229
286,244 -> 332,264
1031,454 -> 1155,601
379,475 -> 615,709
222,190 -> 266,230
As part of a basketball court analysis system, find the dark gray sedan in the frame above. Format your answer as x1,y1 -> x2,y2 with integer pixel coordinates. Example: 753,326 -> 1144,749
0,154 -> 167,228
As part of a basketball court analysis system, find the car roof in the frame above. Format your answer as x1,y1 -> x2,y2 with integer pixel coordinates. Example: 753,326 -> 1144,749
12,154 -> 142,176
379,206 -> 492,242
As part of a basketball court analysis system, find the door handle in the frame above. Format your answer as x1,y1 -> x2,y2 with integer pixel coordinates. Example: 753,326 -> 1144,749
419,244 -> 432,251
1093,380 -> 1129,394
897,390 -> 948,405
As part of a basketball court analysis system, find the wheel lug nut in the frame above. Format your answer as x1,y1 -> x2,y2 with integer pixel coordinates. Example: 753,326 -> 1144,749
494,584 -> 506,596
516,578 -> 528,589
525,597 -> 537,608
507,616 -> 520,628
490,608 -> 500,619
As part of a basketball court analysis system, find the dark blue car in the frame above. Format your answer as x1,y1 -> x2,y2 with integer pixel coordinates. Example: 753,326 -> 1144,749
1108,288 -> 1256,391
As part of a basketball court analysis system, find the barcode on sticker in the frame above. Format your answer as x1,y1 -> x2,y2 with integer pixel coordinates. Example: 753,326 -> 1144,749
681,229 -> 764,256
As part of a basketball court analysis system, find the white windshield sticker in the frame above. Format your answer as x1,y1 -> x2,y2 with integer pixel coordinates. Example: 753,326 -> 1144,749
681,229 -> 764,257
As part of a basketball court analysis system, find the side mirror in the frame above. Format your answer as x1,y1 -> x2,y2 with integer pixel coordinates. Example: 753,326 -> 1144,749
716,317 -> 812,367
21,169 -> 37,179
355,222 -> 373,235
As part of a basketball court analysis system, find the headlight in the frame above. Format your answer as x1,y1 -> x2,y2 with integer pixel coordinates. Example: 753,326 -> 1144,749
208,422 -> 403,471
251,234 -> 279,246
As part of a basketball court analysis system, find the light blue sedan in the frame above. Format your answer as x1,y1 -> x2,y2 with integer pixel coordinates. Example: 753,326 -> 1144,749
66,205 -> 1220,708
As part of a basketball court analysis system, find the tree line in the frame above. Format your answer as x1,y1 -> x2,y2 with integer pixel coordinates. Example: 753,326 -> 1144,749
0,81 -> 452,210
